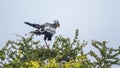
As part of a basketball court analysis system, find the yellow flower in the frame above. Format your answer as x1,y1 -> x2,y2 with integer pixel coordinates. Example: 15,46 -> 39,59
22,61 -> 40,68
50,58 -> 56,63
69,59 -> 74,63
44,58 -> 60,68
25,62 -> 29,65
30,61 -> 40,68
82,55 -> 87,59
64,62 -> 71,68
76,55 -> 87,61
90,64 -> 93,68
73,62 -> 81,68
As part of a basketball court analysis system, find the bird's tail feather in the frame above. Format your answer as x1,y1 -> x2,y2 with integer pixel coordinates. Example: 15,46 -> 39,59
24,22 -> 42,29
24,22 -> 33,26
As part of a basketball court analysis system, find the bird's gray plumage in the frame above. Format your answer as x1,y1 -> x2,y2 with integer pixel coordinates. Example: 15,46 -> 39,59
24,22 -> 43,29
24,20 -> 60,41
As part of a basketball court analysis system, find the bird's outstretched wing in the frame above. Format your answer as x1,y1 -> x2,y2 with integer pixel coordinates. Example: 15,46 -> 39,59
30,30 -> 44,35
24,22 -> 42,29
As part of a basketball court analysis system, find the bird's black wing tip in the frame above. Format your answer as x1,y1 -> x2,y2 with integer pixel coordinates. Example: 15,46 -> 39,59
24,22 -> 29,24
24,22 -> 31,25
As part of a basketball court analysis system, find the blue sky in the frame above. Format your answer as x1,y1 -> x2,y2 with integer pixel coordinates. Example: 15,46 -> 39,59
0,0 -> 120,67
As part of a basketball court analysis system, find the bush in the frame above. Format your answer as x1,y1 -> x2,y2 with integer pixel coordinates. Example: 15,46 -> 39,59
0,30 -> 119,68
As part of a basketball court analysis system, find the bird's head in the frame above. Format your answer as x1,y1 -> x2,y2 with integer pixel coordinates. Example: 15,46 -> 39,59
53,20 -> 60,29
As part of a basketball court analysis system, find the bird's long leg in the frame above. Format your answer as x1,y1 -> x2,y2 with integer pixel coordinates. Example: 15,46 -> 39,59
44,40 -> 47,45
44,40 -> 49,49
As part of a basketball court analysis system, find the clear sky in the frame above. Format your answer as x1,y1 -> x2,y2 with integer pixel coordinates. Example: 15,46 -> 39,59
0,0 -> 120,67
0,0 -> 120,48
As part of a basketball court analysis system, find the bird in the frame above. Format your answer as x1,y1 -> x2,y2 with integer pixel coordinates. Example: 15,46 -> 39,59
24,20 -> 60,45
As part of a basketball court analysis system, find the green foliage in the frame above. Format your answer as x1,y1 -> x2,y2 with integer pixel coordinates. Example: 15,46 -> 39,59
89,40 -> 120,68
53,29 -> 87,62
0,29 -> 120,68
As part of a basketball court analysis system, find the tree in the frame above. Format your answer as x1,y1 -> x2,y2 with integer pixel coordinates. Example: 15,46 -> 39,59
89,40 -> 120,68
0,29 -> 119,68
